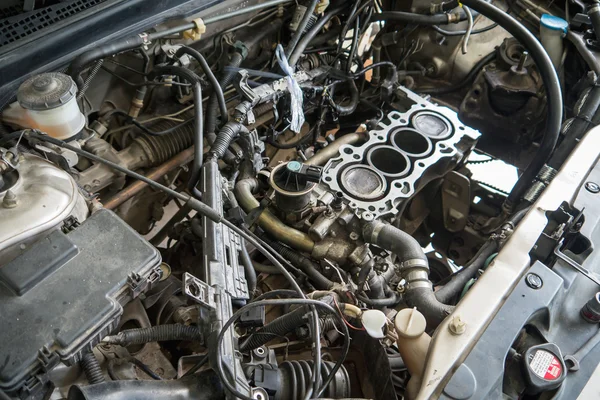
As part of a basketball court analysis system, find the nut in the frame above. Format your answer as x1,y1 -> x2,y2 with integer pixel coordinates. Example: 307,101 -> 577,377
448,315 -> 466,335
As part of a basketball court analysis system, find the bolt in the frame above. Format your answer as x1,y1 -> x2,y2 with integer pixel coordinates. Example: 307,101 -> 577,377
448,315 -> 466,335
517,51 -> 529,71
525,273 -> 543,289
2,190 -> 17,208
362,211 -> 374,222
585,182 -> 600,194
349,232 -> 359,241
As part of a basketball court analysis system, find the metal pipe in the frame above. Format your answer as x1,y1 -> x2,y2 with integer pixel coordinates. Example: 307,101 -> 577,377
234,178 -> 315,253
305,132 -> 368,166
103,147 -> 194,209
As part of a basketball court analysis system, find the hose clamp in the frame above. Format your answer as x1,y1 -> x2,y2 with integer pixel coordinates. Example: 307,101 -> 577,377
400,258 -> 429,271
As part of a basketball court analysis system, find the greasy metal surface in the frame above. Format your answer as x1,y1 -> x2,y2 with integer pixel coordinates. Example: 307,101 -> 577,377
416,125 -> 600,399
321,87 -> 480,219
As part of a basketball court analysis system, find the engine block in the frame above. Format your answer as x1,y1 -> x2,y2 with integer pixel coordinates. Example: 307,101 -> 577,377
321,88 -> 481,219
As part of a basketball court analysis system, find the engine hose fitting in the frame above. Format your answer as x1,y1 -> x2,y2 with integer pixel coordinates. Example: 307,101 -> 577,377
80,350 -> 105,384
104,324 -> 203,346
363,220 -> 454,327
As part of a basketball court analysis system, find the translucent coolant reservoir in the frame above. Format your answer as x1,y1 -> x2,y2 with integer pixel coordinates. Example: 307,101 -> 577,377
2,72 -> 85,140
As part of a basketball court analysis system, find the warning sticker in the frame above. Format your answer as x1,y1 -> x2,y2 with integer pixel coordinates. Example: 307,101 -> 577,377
529,350 -> 563,381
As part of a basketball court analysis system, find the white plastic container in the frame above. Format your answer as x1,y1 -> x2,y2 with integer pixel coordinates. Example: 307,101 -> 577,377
540,14 -> 568,71
2,72 -> 85,140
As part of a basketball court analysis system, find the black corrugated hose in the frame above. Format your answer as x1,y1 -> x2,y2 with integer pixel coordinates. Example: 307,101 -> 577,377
240,306 -> 308,352
81,350 -> 105,384
103,324 -> 203,346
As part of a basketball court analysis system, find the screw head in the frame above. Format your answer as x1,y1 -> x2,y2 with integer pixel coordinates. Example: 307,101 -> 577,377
362,212 -> 374,222
585,182 -> 600,193
525,273 -> 543,289
448,315 -> 466,335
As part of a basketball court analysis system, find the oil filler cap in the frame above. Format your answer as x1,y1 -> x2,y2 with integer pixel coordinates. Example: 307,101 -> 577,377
522,343 -> 566,394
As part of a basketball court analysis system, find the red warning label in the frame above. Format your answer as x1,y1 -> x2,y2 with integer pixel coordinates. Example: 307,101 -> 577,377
529,349 -> 563,381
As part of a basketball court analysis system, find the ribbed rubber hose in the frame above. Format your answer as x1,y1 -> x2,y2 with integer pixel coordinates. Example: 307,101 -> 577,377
285,0 -> 320,58
105,324 -> 203,346
80,351 -> 105,384
240,307 -> 307,352
206,51 -> 244,141
459,0 -> 562,206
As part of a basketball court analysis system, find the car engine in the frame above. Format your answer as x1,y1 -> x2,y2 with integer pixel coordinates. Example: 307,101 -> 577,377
1,0 -> 600,399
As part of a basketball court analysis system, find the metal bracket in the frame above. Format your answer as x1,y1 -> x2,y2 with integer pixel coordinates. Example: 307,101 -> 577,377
554,239 -> 600,287
183,272 -> 216,310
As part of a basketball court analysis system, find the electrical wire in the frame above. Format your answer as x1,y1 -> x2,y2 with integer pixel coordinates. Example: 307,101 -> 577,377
215,299 -> 350,400
462,6 -> 474,54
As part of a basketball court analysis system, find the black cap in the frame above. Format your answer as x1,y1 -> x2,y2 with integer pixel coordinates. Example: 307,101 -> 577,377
17,72 -> 77,111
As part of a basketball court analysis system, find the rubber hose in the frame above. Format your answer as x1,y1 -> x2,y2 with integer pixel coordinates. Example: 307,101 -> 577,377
68,35 -> 144,88
459,0 -> 562,206
266,240 -> 335,290
434,240 -> 499,304
206,51 -> 244,141
240,240 -> 258,295
80,351 -> 105,385
240,307 -> 308,352
286,0 -> 320,58
363,222 -> 428,264
363,221 -> 452,327
174,46 -> 228,126
588,3 -> 600,44
330,80 -> 359,116
105,324 -> 203,346
358,292 -> 402,307
370,11 -> 465,25
289,4 -> 348,67
67,372 -> 224,400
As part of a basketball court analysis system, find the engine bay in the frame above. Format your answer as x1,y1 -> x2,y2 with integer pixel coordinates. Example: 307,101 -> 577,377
1,0 -> 600,399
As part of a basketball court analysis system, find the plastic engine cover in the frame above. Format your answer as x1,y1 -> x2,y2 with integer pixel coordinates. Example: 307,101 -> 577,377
0,209 -> 162,396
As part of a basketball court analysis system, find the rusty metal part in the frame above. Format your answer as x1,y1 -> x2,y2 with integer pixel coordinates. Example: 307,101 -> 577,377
306,131 -> 368,166
103,147 -> 194,210
234,178 -> 315,253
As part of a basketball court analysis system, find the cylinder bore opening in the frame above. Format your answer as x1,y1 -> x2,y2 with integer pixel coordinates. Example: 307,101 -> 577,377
391,128 -> 432,157
366,145 -> 410,178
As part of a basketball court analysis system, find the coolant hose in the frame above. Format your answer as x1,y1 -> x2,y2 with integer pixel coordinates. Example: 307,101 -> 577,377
306,131 -> 369,166
67,372 -> 224,400
459,0 -> 562,206
363,221 -> 453,327
234,178 -> 315,253
240,307 -> 308,352
434,240 -> 499,304
103,324 -> 203,347
266,240 -> 335,290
